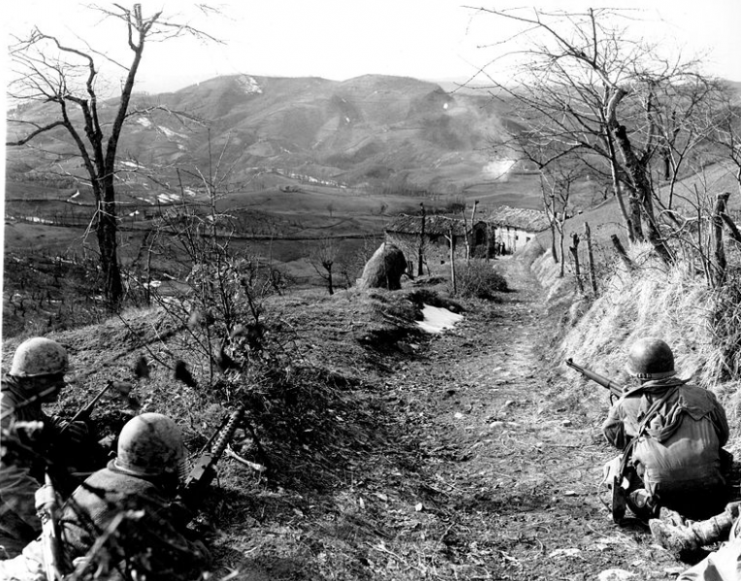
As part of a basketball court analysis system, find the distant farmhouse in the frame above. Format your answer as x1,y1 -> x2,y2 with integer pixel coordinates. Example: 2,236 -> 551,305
384,206 -> 550,270
484,206 -> 551,255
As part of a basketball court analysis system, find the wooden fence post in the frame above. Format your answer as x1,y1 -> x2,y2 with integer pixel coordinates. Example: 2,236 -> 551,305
570,232 -> 584,294
584,223 -> 598,297
610,234 -> 635,271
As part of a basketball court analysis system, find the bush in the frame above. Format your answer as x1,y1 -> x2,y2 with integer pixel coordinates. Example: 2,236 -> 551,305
454,259 -> 508,299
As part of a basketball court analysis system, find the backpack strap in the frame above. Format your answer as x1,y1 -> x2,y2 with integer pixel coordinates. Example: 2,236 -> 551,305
618,386 -> 680,476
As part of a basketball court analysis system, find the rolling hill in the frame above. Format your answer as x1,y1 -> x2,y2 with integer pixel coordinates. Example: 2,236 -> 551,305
6,73 -> 525,198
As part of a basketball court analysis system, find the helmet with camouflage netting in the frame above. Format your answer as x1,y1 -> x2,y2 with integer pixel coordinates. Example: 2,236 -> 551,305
10,337 -> 69,378
115,413 -> 186,484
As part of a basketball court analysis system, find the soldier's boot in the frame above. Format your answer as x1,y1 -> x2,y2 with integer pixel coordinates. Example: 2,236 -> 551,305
649,513 -> 734,552
627,488 -> 660,522
658,507 -> 687,527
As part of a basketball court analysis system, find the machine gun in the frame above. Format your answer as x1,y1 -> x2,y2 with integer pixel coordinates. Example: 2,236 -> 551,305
179,403 -> 248,506
565,358 -> 625,400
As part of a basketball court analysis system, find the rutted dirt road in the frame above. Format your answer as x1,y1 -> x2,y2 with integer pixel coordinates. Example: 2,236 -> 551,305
372,256 -> 686,580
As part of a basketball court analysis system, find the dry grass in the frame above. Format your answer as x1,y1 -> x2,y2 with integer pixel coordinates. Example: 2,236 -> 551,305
531,239 -> 741,456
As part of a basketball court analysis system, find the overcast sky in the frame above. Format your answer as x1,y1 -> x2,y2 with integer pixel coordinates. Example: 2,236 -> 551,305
4,0 -> 741,95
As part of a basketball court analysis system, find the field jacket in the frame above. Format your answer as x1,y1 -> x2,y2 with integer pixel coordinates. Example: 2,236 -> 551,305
0,462 -> 208,581
602,377 -> 729,492
0,377 -> 59,556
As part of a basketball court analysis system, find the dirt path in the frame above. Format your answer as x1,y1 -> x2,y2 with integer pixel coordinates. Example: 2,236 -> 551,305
209,255 -> 692,581
381,256 -> 684,580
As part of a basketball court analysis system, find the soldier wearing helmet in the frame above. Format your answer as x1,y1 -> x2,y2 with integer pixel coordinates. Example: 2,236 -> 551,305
0,413 -> 210,579
0,337 -> 89,558
602,337 -> 730,523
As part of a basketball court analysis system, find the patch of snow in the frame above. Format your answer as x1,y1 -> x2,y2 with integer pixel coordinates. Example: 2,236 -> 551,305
121,160 -> 143,169
237,75 -> 263,95
29,216 -> 54,224
416,304 -> 463,334
158,126 -> 187,140
136,117 -> 153,128
70,191 -> 79,199
157,193 -> 180,203
598,570 -> 635,581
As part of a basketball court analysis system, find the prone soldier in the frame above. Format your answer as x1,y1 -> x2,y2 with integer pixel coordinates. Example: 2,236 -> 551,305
0,338 -> 89,557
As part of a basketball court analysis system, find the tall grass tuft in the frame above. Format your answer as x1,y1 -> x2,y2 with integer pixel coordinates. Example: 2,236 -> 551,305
452,259 -> 508,299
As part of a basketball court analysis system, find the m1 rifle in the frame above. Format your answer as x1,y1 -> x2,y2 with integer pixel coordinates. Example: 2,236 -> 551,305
35,470 -> 70,581
179,403 -> 248,506
67,380 -> 134,425
565,358 -> 625,401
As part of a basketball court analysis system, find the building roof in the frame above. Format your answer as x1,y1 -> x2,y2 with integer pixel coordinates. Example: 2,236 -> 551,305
483,206 -> 550,232
385,214 -> 480,237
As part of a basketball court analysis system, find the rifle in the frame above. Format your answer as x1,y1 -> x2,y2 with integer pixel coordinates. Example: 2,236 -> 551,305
68,380 -> 134,424
180,403 -> 248,505
1,380 -> 132,425
565,358 -> 625,400
35,470 -> 69,581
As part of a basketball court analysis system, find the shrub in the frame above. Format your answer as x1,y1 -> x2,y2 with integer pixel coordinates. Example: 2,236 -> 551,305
454,259 -> 508,299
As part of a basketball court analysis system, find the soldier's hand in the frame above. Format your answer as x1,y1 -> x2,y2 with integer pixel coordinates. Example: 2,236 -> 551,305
58,420 -> 89,444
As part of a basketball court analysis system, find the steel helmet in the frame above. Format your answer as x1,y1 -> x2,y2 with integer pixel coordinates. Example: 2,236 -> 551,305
10,338 -> 69,378
626,337 -> 676,380
115,413 -> 186,482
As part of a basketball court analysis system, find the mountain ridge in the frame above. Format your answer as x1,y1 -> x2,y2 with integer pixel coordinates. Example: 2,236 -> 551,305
6,73 -> 520,195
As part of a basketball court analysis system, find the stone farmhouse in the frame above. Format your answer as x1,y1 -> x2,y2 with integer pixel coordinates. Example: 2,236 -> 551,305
484,206 -> 551,255
384,206 -> 550,270
384,215 -> 488,269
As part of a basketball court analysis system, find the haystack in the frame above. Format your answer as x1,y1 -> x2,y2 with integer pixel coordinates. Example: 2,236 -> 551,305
357,243 -> 407,290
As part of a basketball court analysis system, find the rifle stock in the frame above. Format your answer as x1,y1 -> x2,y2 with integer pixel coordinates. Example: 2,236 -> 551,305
565,358 -> 624,398
36,471 -> 68,580
180,403 -> 247,505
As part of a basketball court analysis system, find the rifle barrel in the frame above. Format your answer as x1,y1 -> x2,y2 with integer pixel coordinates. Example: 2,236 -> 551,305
565,358 -> 624,396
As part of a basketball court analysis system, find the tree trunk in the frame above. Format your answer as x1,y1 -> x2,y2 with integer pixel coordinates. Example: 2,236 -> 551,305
550,221 -> 559,263
558,221 -> 566,278
712,192 -> 730,287
612,123 -> 674,265
96,181 -> 123,308
585,223 -> 598,297
327,264 -> 335,295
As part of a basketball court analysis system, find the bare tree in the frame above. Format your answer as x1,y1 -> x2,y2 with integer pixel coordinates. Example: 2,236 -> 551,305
538,162 -> 581,278
472,7 -> 721,266
7,4 -> 219,308
312,236 -> 339,295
